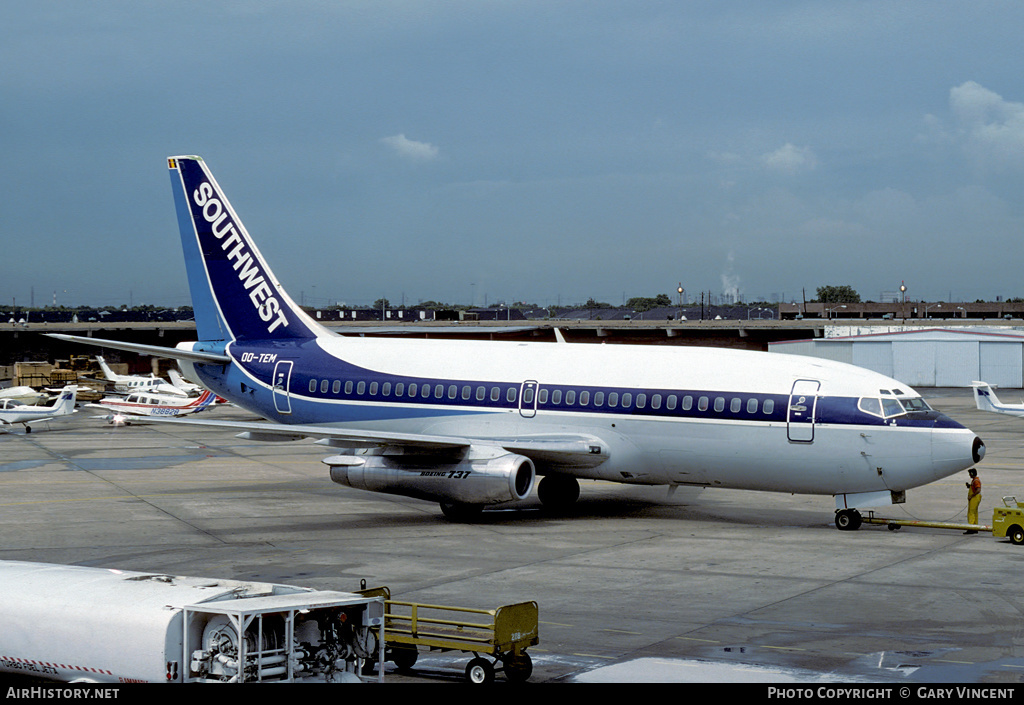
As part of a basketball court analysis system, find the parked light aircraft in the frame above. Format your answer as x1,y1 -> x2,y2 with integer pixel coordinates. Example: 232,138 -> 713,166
88,389 -> 216,425
0,386 -> 49,406
94,356 -> 185,396
972,381 -> 1024,418
47,156 -> 986,529
0,385 -> 78,432
168,368 -> 202,395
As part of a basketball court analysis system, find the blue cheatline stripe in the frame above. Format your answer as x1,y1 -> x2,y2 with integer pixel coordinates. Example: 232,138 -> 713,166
227,358 -> 960,429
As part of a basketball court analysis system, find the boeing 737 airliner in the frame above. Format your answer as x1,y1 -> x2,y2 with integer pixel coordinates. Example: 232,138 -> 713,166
49,156 -> 985,530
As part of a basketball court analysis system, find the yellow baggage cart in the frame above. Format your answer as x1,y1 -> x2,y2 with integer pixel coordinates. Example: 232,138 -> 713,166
358,585 -> 538,683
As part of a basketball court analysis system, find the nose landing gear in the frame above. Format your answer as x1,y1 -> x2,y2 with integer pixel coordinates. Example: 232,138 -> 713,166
835,508 -> 863,531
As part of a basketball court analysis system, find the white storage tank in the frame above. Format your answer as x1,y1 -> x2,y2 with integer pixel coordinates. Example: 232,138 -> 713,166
0,561 -> 383,683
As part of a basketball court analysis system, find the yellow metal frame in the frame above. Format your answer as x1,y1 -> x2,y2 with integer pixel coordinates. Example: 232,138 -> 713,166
358,586 -> 538,657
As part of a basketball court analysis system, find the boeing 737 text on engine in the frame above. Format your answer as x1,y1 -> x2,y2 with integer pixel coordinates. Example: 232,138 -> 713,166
48,156 -> 985,529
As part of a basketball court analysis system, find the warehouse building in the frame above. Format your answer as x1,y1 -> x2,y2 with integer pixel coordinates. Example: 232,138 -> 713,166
769,328 -> 1024,388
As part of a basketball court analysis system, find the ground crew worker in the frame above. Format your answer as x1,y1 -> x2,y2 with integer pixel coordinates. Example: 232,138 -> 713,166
964,468 -> 982,534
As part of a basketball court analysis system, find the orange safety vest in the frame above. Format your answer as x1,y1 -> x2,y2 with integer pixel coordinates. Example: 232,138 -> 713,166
968,476 -> 981,498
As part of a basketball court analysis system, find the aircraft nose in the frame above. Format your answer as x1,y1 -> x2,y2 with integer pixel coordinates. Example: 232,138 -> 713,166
973,436 -> 986,464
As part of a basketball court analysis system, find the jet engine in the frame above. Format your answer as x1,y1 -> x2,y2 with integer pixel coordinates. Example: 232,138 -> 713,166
324,450 -> 536,508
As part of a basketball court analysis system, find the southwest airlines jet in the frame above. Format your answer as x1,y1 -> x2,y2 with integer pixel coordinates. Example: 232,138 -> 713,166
49,156 -> 985,530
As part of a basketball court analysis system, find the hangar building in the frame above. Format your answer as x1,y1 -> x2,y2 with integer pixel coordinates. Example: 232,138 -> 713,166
768,328 -> 1024,388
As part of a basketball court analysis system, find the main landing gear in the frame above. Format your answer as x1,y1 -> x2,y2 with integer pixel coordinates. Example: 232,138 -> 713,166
835,508 -> 863,531
537,475 -> 580,512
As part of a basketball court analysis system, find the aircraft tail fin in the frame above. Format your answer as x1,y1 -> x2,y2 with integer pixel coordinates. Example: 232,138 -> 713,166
51,386 -> 78,415
189,389 -> 216,412
972,381 -> 999,412
95,356 -> 117,381
167,156 -> 329,343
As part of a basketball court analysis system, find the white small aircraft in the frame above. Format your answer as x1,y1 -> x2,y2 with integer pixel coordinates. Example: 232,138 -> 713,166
94,356 -> 185,397
88,389 -> 217,425
0,386 -> 49,406
168,368 -> 202,395
46,155 -> 985,530
0,385 -> 78,432
972,381 -> 1024,418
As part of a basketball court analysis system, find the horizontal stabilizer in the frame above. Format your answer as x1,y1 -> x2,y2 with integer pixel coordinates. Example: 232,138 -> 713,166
45,333 -> 231,365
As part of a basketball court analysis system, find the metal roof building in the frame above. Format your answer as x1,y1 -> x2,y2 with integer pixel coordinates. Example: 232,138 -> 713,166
769,327 -> 1024,388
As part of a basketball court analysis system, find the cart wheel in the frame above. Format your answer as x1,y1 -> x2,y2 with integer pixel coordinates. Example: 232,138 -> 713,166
1009,525 -> 1024,546
466,657 -> 495,684
391,646 -> 418,671
503,652 -> 533,682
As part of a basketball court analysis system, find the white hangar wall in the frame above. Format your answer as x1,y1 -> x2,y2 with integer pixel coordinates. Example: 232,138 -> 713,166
769,328 -> 1024,388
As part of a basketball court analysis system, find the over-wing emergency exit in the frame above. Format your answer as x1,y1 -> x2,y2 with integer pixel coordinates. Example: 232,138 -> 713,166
47,156 -> 985,529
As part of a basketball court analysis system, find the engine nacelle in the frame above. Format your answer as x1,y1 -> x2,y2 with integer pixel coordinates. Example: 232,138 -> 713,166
324,451 -> 536,507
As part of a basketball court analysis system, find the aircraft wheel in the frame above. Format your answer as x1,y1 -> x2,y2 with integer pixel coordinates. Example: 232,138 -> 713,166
835,509 -> 862,531
440,502 -> 485,522
466,657 -> 495,684
1009,526 -> 1024,546
503,652 -> 533,682
537,475 -> 580,511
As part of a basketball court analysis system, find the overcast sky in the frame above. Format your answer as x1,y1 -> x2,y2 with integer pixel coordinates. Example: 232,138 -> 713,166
3,1 -> 1024,310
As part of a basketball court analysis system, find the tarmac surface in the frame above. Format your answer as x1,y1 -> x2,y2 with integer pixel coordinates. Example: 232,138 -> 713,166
2,388 -> 1023,684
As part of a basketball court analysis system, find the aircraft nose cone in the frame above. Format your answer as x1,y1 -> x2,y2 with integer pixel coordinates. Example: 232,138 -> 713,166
973,436 -> 986,464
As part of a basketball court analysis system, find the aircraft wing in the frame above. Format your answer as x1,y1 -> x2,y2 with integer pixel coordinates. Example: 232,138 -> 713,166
140,416 -> 609,468
45,333 -> 231,365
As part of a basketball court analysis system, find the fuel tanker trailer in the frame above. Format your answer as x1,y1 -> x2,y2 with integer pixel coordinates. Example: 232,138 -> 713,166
0,561 -> 384,683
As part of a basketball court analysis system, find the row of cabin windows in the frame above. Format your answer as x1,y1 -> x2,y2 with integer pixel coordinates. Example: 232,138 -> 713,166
306,378 -> 777,416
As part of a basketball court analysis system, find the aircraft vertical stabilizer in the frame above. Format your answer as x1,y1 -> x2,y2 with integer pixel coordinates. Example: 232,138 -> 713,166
167,156 -> 329,343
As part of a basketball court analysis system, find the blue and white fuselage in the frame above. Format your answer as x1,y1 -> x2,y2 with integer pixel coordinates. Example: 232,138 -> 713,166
51,156 -> 984,528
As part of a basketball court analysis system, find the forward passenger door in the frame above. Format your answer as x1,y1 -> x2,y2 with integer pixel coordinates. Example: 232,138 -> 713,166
787,379 -> 820,443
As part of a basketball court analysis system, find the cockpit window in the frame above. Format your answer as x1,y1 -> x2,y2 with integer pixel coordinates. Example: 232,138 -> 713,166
881,398 -> 904,417
858,397 -> 883,417
899,397 -> 931,412
859,396 -> 918,419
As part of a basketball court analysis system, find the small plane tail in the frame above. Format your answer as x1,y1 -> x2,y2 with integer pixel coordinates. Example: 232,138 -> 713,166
188,389 -> 216,412
167,156 -> 329,343
51,385 -> 78,416
95,356 -> 117,381
972,381 -> 1000,412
